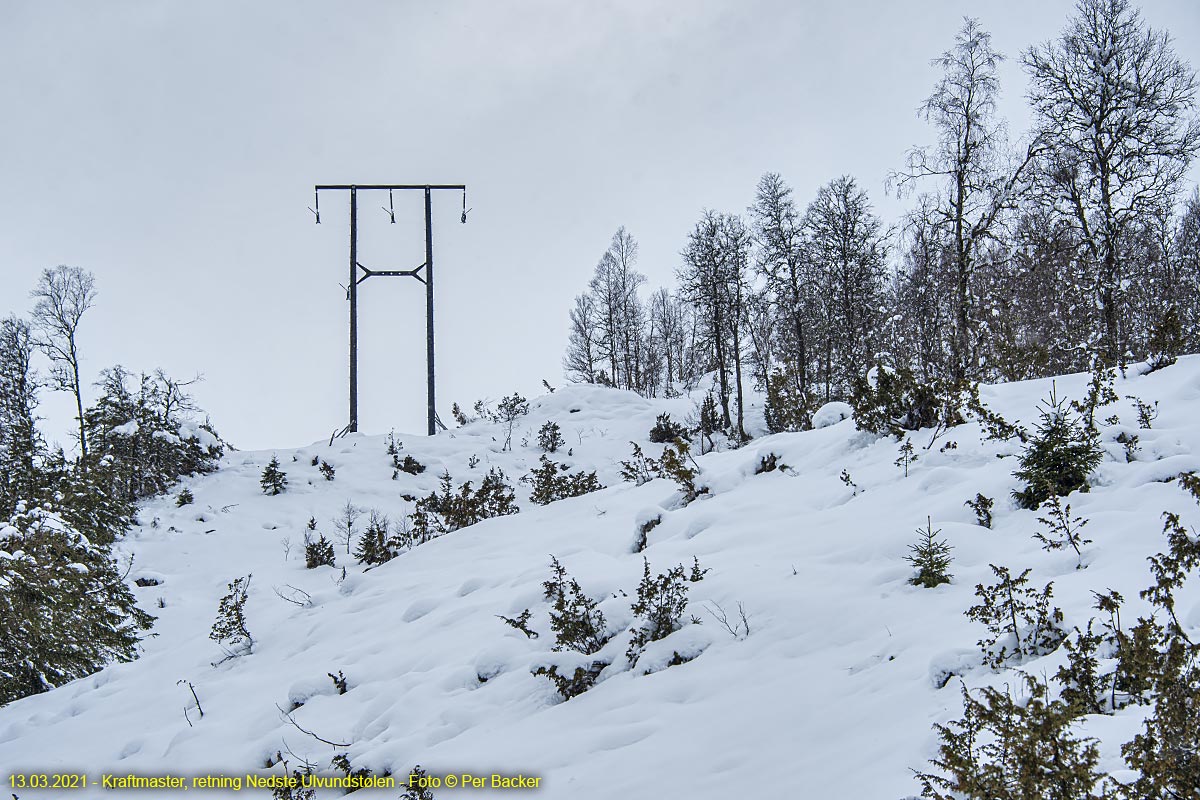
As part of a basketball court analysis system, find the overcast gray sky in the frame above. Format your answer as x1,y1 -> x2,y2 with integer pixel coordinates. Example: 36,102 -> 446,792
2,0 -> 1198,451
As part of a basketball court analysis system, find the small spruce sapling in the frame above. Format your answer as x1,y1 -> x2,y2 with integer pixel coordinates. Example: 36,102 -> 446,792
1012,386 -> 1102,510
895,438 -> 918,477
260,457 -> 288,495
906,517 -> 952,588
965,493 -> 993,528
318,460 -> 335,481
1033,493 -> 1091,569
304,533 -> 336,568
537,420 -> 565,453
354,510 -> 393,565
176,488 -> 194,507
210,575 -> 254,659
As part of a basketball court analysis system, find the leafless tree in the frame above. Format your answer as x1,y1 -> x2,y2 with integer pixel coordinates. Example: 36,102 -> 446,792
332,499 -> 363,555
563,293 -> 599,383
30,265 -> 96,468
1024,0 -> 1200,363
893,18 -> 1042,382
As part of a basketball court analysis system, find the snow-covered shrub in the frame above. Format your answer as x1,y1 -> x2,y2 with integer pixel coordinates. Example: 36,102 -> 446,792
176,487 -> 194,507
626,558 -> 694,665
537,420 -> 565,452
660,439 -> 704,504
397,455 -> 425,475
1112,483 -> 1200,796
965,565 -> 1064,669
965,493 -> 993,528
619,443 -> 661,485
1012,387 -> 1102,510
632,512 -> 661,553
542,556 -> 610,655
754,453 -> 782,474
536,557 -> 613,700
409,469 -> 518,541
620,439 -> 707,502
1054,619 -> 1114,717
914,677 -> 1105,800
851,364 -> 956,439
524,456 -> 603,505
647,412 -> 688,444
533,661 -> 608,700
497,609 -> 537,639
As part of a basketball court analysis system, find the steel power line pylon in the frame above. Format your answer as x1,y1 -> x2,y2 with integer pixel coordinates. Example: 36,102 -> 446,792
312,183 -> 468,436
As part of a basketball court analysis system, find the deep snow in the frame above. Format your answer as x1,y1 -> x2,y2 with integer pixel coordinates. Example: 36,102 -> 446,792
3,361 -> 1200,798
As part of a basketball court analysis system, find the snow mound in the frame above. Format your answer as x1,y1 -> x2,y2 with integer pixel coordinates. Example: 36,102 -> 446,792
812,401 -> 853,428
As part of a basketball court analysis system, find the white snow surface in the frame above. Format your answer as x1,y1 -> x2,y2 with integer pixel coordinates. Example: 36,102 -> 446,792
811,401 -> 853,429
3,364 -> 1200,797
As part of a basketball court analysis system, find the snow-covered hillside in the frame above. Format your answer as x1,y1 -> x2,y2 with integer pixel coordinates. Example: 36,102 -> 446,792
3,362 -> 1200,798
